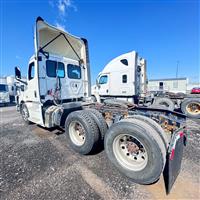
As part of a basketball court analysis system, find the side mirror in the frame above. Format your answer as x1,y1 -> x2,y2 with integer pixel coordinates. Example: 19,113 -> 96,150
15,66 -> 27,85
20,85 -> 25,91
15,67 -> 21,79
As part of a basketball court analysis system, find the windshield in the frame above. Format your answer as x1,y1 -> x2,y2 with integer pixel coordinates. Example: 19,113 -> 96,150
0,84 -> 8,92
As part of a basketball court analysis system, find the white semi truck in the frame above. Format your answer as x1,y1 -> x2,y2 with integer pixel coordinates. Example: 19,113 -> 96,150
92,51 -> 147,103
0,83 -> 10,106
92,52 -> 200,119
15,17 -> 188,193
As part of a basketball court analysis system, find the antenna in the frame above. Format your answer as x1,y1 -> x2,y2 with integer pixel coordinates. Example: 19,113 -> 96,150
176,61 -> 179,88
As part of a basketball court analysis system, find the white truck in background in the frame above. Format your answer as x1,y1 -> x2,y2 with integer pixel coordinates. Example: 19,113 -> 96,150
92,51 -> 147,104
6,76 -> 17,103
0,76 -> 17,104
15,17 -> 189,194
92,52 -> 200,119
0,83 -> 10,106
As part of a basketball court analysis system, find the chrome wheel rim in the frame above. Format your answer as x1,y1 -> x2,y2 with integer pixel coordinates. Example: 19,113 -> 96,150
186,102 -> 200,115
22,106 -> 29,121
69,121 -> 85,146
113,134 -> 148,171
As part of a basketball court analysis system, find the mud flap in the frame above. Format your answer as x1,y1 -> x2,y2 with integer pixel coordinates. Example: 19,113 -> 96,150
163,132 -> 186,194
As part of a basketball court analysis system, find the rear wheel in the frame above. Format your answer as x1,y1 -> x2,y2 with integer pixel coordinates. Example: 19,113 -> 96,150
152,97 -> 175,111
65,110 -> 99,154
128,115 -> 169,148
104,119 -> 166,184
85,108 -> 108,140
181,98 -> 200,119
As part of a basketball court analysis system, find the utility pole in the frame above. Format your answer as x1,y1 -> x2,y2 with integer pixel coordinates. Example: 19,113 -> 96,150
176,61 -> 179,88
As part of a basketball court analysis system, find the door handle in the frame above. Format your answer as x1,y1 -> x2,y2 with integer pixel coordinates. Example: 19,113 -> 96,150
34,91 -> 37,98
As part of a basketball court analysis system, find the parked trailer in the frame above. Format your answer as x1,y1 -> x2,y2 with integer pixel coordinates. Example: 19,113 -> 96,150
15,17 -> 187,194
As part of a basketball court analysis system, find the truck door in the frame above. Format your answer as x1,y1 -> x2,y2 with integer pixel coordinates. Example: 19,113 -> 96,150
25,60 -> 43,125
98,74 -> 110,96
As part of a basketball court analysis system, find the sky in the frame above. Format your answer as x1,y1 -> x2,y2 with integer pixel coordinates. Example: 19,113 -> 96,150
0,0 -> 199,84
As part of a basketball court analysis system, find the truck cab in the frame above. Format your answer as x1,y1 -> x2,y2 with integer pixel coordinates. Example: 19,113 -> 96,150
0,84 -> 10,105
15,17 -> 90,127
92,51 -> 147,103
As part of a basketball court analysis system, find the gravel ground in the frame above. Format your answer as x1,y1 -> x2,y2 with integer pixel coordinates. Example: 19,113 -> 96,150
0,106 -> 199,200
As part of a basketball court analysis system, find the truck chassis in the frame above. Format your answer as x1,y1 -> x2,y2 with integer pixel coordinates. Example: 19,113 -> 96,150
15,17 -> 188,194
19,99 -> 187,194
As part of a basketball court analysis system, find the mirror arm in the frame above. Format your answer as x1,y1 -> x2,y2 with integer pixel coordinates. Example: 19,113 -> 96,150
16,78 -> 28,85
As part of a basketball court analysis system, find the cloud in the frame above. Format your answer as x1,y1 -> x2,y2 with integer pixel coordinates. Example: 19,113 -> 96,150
49,0 -> 77,32
55,22 -> 66,32
57,0 -> 77,16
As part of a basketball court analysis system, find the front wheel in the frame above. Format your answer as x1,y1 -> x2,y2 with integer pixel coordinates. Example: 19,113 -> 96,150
104,119 -> 166,184
20,103 -> 30,124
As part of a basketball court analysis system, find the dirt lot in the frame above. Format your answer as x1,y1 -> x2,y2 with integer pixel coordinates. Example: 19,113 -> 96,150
0,106 -> 199,200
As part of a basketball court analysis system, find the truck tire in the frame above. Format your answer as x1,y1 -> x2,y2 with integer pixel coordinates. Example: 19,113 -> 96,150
120,118 -> 166,168
65,110 -> 100,154
129,115 -> 169,148
153,97 -> 175,111
181,98 -> 200,119
104,118 -> 166,184
85,108 -> 108,140
20,103 -> 31,124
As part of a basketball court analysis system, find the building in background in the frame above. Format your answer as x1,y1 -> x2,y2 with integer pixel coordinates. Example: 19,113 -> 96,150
0,77 -> 7,84
148,77 -> 188,93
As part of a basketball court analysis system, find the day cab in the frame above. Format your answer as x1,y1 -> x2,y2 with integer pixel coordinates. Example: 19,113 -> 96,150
15,17 -> 90,127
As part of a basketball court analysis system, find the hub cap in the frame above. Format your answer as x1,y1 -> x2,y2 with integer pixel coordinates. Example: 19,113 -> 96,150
186,102 -> 200,115
69,121 -> 86,146
113,134 -> 148,171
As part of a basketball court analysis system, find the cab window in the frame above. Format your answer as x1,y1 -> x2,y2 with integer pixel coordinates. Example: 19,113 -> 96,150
0,84 -> 8,92
57,62 -> 65,78
120,59 -> 128,66
28,62 -> 35,80
67,64 -> 81,79
99,75 -> 108,84
122,74 -> 127,83
46,60 -> 56,77
46,60 -> 65,78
